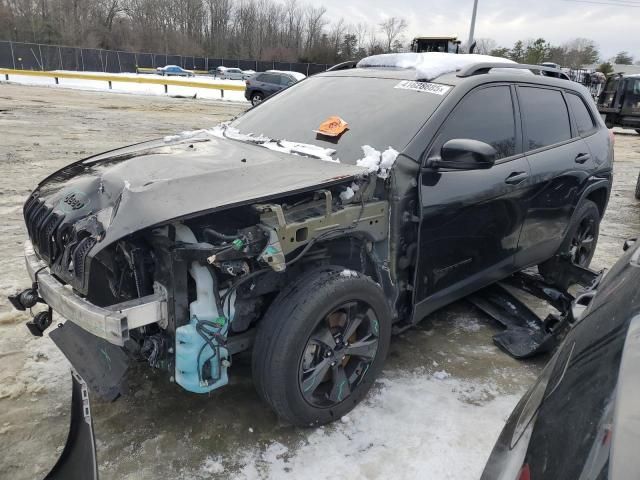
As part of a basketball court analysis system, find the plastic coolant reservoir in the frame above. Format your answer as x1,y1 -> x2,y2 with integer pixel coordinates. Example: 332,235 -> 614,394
173,224 -> 230,393
175,315 -> 229,393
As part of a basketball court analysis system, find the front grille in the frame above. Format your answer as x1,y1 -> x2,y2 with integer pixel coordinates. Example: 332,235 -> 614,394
73,236 -> 96,280
23,193 -> 96,291
24,196 -> 64,263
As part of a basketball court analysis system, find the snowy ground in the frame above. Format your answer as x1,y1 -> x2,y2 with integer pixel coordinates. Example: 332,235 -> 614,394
0,84 -> 639,480
1,69 -> 249,102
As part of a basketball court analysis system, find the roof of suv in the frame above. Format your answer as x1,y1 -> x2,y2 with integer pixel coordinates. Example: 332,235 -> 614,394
317,53 -> 588,91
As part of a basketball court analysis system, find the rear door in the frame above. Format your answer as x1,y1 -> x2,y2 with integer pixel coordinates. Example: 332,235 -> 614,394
515,85 -> 596,267
414,84 -> 531,312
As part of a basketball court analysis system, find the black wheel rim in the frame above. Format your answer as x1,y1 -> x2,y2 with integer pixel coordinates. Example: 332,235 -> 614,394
570,217 -> 596,266
298,301 -> 380,408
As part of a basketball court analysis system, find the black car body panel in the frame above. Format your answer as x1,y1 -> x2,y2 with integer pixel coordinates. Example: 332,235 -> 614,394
482,240 -> 640,480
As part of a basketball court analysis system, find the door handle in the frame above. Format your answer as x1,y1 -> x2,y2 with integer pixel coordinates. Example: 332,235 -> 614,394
575,153 -> 591,164
505,171 -> 529,185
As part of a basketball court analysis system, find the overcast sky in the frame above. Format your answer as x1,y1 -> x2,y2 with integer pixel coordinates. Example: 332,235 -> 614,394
322,0 -> 639,61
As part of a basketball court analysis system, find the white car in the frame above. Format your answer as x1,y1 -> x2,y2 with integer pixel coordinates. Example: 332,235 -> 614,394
219,68 -> 249,80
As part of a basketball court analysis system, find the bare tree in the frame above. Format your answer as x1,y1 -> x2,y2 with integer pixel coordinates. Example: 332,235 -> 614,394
378,16 -> 407,53
473,38 -> 496,55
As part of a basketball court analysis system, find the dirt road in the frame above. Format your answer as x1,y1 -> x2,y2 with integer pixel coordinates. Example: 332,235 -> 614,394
0,84 -> 638,480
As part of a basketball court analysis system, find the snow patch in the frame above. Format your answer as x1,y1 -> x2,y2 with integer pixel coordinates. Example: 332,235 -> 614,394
166,122 -> 343,164
201,456 -> 225,474
339,187 -> 355,202
433,370 -> 450,380
357,52 -> 516,81
339,181 -> 361,203
379,147 -> 399,179
224,374 -> 526,480
340,269 -> 359,278
355,145 -> 399,178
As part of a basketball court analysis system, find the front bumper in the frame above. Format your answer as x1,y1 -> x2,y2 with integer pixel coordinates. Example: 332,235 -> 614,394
25,240 -> 168,346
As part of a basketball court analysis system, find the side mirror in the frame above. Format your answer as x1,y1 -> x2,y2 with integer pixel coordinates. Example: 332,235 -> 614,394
428,138 -> 497,170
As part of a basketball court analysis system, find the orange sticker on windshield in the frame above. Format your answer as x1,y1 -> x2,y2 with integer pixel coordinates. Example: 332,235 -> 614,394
314,116 -> 349,137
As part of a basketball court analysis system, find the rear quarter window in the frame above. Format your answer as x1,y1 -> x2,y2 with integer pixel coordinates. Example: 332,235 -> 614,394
519,87 -> 572,150
566,93 -> 596,136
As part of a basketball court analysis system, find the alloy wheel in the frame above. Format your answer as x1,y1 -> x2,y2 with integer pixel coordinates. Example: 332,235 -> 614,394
299,301 -> 380,408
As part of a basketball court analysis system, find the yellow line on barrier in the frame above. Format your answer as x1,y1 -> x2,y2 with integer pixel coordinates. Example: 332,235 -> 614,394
0,68 -> 246,91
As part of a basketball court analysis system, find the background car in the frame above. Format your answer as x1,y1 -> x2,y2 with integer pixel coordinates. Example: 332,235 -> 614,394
244,70 -> 305,105
482,238 -> 640,480
219,67 -> 249,80
156,65 -> 194,77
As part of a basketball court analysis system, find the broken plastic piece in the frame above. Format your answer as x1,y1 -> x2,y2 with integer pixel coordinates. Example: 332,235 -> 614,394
314,116 -> 349,137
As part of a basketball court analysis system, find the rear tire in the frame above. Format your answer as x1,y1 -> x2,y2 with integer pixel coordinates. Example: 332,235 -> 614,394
252,268 -> 391,426
539,200 -> 601,280
635,171 -> 640,200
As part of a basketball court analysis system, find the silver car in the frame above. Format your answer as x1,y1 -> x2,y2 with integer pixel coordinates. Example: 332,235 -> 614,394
219,68 -> 248,80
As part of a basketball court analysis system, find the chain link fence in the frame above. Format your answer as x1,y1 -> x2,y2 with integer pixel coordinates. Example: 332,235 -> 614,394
0,40 -> 330,76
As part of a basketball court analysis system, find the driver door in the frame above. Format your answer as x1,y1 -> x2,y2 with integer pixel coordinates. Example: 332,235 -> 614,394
414,85 -> 532,315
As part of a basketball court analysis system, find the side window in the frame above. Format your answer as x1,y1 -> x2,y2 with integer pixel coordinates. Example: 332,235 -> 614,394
259,74 -> 277,84
279,75 -> 294,86
519,87 -> 571,150
434,86 -> 516,160
566,93 -> 596,136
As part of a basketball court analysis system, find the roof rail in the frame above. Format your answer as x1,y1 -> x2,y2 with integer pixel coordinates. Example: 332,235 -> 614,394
457,62 -> 565,78
326,61 -> 358,72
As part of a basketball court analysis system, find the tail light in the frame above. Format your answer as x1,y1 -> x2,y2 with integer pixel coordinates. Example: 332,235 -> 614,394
518,464 -> 531,480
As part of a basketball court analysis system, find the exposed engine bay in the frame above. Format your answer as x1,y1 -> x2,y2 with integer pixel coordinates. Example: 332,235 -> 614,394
45,180 -> 393,396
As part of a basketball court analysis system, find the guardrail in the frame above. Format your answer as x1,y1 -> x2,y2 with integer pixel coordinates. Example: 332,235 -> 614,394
0,68 -> 245,97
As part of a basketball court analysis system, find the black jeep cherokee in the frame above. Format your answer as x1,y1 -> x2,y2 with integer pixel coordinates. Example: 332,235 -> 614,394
11,53 -> 613,426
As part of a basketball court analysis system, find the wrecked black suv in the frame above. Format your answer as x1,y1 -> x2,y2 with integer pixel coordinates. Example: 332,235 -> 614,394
11,53 -> 613,426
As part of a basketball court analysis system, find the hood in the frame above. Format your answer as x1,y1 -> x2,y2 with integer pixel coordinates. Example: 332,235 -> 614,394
28,133 -> 368,255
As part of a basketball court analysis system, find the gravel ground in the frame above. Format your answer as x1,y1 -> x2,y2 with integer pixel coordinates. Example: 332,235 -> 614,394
0,84 -> 638,480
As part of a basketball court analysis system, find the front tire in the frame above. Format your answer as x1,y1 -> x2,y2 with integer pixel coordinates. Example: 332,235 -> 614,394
539,200 -> 601,280
252,269 -> 391,426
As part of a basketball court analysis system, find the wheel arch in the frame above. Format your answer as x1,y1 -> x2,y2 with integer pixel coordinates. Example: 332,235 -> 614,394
293,233 -> 397,316
581,181 -> 611,219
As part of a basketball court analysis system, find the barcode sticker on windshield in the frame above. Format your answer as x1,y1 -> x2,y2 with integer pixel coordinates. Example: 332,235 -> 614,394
394,81 -> 451,95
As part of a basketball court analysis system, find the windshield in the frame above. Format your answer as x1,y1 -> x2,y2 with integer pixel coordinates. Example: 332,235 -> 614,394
231,75 -> 451,163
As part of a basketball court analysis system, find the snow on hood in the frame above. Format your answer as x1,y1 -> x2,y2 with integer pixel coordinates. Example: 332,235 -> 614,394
356,52 -> 516,80
163,123 -> 338,163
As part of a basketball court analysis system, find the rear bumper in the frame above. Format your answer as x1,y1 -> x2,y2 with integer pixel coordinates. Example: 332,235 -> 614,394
25,240 -> 167,346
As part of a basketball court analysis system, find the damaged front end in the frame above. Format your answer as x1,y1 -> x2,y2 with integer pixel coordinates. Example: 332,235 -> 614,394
13,133 -> 394,400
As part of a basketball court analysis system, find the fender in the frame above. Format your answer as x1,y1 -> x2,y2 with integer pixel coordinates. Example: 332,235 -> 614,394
575,175 -> 612,217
